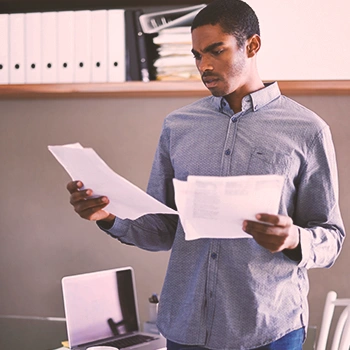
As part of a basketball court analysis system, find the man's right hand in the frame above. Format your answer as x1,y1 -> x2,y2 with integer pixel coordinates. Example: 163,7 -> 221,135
67,180 -> 116,223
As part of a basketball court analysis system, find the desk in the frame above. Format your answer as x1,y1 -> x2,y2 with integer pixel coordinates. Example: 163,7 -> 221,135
0,316 -> 316,350
0,317 -> 67,350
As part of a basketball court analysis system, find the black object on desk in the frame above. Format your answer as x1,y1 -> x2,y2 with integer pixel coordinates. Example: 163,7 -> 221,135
0,316 -> 67,350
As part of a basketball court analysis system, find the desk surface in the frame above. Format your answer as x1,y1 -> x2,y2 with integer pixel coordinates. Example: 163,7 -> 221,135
0,316 -> 316,350
0,317 -> 67,350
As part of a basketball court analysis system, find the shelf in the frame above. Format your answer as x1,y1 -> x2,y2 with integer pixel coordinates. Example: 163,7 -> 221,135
0,81 -> 208,98
0,80 -> 349,99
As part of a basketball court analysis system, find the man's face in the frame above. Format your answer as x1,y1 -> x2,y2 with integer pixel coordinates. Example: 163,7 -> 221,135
191,24 -> 249,97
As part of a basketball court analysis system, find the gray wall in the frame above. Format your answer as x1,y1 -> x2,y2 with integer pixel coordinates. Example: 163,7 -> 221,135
0,93 -> 349,348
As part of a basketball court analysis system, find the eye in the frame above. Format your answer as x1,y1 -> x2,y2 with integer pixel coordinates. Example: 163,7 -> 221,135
213,49 -> 224,56
193,53 -> 201,60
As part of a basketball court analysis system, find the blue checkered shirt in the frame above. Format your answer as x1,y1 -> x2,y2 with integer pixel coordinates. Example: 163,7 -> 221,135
98,82 -> 345,350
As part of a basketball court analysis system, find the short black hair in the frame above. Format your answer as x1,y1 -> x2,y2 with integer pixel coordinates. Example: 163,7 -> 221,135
191,0 -> 260,48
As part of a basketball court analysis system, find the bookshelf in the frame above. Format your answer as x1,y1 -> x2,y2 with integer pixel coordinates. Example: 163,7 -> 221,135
1,81 -> 350,99
0,0 -> 209,13
1,0 -> 349,98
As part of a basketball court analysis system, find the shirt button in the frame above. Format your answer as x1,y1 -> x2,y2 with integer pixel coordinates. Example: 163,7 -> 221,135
211,252 -> 218,259
225,149 -> 231,155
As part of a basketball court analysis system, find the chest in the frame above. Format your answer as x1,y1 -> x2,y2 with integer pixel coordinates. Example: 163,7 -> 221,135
168,115 -> 302,181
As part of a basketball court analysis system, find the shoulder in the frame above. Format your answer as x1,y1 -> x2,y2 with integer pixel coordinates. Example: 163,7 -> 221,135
165,96 -> 217,123
279,94 -> 328,129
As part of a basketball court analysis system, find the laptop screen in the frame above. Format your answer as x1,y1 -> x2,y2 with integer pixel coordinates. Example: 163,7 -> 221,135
62,267 -> 139,348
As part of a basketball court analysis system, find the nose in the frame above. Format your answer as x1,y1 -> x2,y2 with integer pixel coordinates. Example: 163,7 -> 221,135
196,56 -> 213,74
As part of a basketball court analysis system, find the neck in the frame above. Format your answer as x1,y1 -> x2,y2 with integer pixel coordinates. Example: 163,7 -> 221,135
225,76 -> 265,114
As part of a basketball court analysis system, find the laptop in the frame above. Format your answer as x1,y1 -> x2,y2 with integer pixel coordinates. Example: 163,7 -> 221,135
61,267 -> 166,350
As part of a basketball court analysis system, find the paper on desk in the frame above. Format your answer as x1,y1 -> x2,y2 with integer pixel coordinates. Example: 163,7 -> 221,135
173,174 -> 285,240
48,143 -> 177,220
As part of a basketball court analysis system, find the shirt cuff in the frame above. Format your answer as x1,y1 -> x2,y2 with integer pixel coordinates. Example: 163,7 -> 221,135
283,227 -> 302,262
96,216 -> 130,238
297,226 -> 312,268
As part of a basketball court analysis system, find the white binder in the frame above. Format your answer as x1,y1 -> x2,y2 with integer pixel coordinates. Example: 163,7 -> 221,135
107,9 -> 125,82
9,13 -> 25,84
41,12 -> 58,83
91,10 -> 108,82
57,11 -> 74,83
74,10 -> 91,83
25,12 -> 41,83
0,14 -> 9,84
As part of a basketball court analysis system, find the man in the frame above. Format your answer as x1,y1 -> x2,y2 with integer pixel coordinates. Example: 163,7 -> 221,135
67,1 -> 345,349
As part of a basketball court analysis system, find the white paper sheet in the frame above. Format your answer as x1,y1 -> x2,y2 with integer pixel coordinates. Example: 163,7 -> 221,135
48,143 -> 177,219
173,174 -> 285,240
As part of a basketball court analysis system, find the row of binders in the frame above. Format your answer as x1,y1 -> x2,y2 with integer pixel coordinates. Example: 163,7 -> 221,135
0,9 -> 153,84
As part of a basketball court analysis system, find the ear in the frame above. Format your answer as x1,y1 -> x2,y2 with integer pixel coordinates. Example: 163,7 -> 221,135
246,34 -> 261,58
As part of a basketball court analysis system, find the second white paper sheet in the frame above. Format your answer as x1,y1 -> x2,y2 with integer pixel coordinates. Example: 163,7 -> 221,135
173,174 -> 285,240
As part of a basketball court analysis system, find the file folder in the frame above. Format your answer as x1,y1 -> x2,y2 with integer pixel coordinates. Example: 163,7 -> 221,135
107,9 -> 126,82
0,14 -> 9,84
25,12 -> 42,83
74,10 -> 91,83
9,13 -> 25,84
91,10 -> 108,82
58,11 -> 74,83
41,12 -> 58,83
139,4 -> 206,34
125,9 -> 141,81
134,9 -> 151,82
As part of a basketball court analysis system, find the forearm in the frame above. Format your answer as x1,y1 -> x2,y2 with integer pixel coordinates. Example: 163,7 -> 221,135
97,213 -> 179,251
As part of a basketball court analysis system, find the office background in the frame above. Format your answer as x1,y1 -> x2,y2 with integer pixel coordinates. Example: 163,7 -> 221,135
1,0 -> 350,347
0,92 -> 349,338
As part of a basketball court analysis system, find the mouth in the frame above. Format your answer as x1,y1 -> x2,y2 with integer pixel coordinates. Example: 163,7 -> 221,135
202,75 -> 220,88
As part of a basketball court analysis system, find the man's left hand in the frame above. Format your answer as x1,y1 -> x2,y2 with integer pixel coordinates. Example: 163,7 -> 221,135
242,214 -> 299,253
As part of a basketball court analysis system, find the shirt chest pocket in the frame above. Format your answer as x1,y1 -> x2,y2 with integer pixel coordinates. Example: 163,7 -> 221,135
247,147 -> 291,176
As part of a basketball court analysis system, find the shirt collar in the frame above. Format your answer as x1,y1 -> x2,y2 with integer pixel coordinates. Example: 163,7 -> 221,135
213,81 -> 281,114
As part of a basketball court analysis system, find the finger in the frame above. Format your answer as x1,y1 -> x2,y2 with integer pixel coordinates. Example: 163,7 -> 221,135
79,205 -> 110,221
243,219 -> 288,238
243,222 -> 286,250
243,220 -> 271,234
66,180 -> 84,194
256,213 -> 293,227
69,188 -> 93,205
253,232 -> 286,250
73,196 -> 109,213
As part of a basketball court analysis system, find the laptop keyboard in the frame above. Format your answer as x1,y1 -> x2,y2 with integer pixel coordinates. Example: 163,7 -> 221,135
103,334 -> 157,349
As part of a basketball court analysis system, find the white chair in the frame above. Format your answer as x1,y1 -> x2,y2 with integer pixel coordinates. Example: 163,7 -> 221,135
316,291 -> 350,350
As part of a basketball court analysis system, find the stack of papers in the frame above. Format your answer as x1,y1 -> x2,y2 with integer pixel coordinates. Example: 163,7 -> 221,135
48,143 -> 177,220
49,143 -> 284,241
174,175 -> 285,240
153,27 -> 200,81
